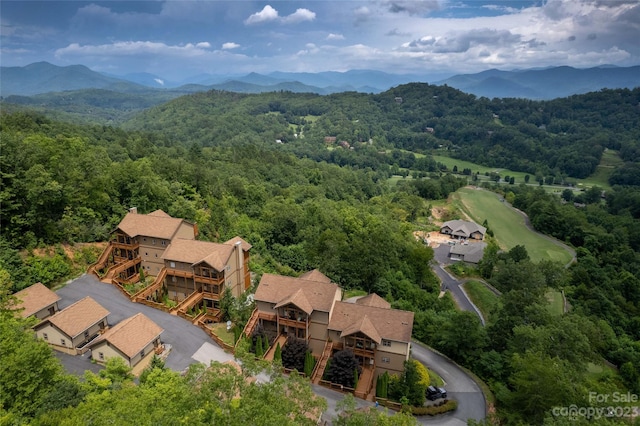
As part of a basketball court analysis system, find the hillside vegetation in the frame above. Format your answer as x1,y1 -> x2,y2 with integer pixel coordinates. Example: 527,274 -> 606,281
1,84 -> 640,425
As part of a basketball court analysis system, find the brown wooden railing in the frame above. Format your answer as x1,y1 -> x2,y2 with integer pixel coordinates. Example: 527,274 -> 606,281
311,340 -> 333,383
88,243 -> 113,276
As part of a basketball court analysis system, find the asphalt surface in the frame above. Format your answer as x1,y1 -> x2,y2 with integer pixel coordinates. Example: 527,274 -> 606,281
55,274 -> 233,374
412,342 -> 486,425
55,274 -> 486,425
432,245 -> 485,324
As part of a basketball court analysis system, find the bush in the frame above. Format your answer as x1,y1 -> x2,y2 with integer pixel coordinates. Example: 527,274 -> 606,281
411,399 -> 457,416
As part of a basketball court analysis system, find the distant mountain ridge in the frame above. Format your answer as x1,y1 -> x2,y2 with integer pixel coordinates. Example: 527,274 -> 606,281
435,65 -> 640,99
1,61 -> 639,100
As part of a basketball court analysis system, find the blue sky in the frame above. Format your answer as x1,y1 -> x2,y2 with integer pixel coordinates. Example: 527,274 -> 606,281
2,1 -> 639,80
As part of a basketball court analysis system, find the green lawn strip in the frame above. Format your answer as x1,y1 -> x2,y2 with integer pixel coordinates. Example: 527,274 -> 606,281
463,281 -> 500,323
210,323 -> 236,347
427,368 -> 445,387
545,289 -> 565,316
455,187 -> 573,264
432,155 -> 531,183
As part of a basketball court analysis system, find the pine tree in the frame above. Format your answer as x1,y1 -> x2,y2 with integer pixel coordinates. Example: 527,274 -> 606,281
304,351 -> 315,377
274,342 -> 282,363
354,368 -> 359,388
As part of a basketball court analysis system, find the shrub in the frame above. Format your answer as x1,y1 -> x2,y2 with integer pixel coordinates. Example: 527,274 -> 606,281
411,399 -> 458,416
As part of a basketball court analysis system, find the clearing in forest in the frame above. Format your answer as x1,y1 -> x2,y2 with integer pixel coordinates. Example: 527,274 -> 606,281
452,187 -> 573,264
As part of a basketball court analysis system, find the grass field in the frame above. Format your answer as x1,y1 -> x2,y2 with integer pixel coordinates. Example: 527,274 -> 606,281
578,149 -> 622,189
453,187 -> 573,264
432,155 -> 532,184
463,281 -> 500,323
545,290 -> 565,316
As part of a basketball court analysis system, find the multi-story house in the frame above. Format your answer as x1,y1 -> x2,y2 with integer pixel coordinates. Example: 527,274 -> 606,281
245,270 -> 414,389
91,208 -> 251,319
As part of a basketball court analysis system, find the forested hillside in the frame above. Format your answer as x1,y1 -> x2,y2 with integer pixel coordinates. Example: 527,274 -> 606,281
2,83 -> 640,425
121,85 -> 640,183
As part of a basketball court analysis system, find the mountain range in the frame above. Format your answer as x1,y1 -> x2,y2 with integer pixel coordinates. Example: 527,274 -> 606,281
1,61 -> 639,100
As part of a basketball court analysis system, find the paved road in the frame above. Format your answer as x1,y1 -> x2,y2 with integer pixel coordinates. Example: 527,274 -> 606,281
55,274 -> 233,374
432,245 -> 485,325
412,342 -> 486,425
56,275 -> 486,425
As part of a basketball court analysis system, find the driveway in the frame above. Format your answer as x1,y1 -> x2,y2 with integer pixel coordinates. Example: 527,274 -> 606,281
432,245 -> 485,325
412,342 -> 486,425
55,274 -> 233,374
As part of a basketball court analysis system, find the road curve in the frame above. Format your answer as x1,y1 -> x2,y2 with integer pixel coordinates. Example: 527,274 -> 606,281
412,341 -> 486,425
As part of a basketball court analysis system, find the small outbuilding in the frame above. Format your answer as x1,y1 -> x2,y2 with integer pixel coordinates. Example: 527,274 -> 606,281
89,312 -> 163,372
13,282 -> 61,321
34,296 -> 109,355
449,242 -> 487,264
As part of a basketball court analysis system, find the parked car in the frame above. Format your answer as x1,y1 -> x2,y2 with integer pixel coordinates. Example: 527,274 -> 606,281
426,385 -> 447,400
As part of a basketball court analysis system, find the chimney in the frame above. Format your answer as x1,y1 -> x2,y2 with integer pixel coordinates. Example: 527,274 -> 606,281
129,207 -> 138,214
235,241 -> 244,295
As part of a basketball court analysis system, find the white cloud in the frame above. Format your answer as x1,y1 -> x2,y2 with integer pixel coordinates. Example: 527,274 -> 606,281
153,78 -> 164,86
327,33 -> 345,41
222,42 -> 240,50
245,5 -> 279,25
55,41 -> 212,58
282,8 -> 316,24
245,5 -> 315,25
196,42 -> 211,49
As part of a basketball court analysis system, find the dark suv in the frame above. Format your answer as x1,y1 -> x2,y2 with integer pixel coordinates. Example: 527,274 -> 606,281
426,385 -> 448,400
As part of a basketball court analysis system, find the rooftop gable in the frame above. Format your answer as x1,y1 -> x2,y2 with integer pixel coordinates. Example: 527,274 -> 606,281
116,211 -> 193,240
224,236 -> 252,251
91,313 -> 163,358
162,239 -> 234,271
441,220 -> 486,236
255,273 -> 340,314
43,296 -> 109,338
13,283 -> 61,318
339,314 -> 382,344
299,269 -> 331,283
274,288 -> 313,315
354,293 -> 391,309
329,301 -> 414,343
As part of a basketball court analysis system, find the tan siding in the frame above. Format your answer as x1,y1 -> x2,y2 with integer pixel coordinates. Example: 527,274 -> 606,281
33,303 -> 58,321
92,341 -> 131,366
378,340 -> 409,356
375,349 -> 408,375
256,301 -> 275,314
309,322 -> 329,341
36,323 -> 72,349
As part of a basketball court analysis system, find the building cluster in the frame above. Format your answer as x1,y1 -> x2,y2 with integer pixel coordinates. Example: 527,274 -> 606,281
14,208 -> 416,394
13,283 -> 162,373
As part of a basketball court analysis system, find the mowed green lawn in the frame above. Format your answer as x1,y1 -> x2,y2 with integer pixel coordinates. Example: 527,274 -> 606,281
454,187 -> 573,264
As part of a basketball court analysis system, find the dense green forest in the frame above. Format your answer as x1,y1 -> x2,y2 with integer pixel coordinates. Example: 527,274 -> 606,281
1,83 -> 640,425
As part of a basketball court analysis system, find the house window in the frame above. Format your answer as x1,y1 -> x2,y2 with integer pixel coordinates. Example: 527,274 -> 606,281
61,338 -> 66,346
99,352 -> 104,360
161,240 -> 165,246
84,331 -> 89,338
382,340 -> 391,347
152,239 -> 155,245
170,262 -> 176,268
172,276 -> 177,282
382,357 -> 390,363
43,333 -> 48,341
140,350 -> 145,358
143,238 -> 146,242
155,254 -> 158,257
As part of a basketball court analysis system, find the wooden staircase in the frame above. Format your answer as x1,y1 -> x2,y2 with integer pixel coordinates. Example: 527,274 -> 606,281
311,340 -> 333,384
242,308 -> 259,338
88,243 -> 113,276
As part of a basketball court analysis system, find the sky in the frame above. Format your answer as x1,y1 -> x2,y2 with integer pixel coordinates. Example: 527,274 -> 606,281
2,0 -> 640,81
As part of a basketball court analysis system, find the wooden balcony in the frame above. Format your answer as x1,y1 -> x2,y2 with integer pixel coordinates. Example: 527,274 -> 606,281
278,316 -> 308,328
112,241 -> 139,251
